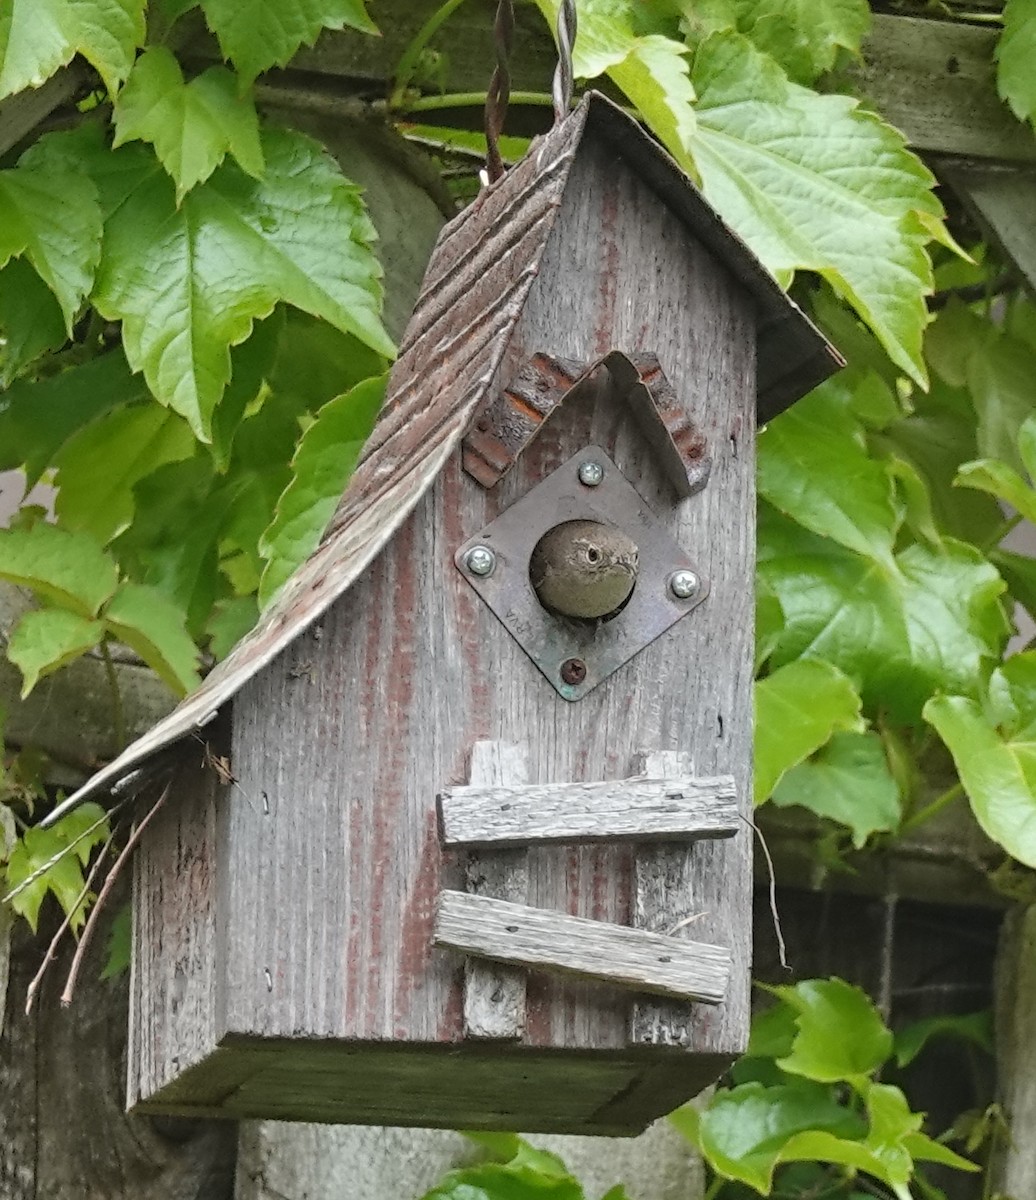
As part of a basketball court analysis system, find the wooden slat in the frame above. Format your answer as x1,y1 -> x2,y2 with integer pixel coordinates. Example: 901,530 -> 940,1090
942,164 -> 1036,296
0,65 -> 86,158
439,774 -> 738,849
434,891 -> 731,1005
463,740 -> 530,1040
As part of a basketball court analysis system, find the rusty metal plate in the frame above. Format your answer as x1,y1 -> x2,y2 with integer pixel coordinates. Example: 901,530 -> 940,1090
455,447 -> 709,701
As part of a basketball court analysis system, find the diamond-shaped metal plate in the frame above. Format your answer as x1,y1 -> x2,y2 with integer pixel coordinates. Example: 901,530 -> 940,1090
455,446 -> 709,701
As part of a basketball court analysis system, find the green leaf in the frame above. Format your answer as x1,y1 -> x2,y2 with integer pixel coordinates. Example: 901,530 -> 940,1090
206,594 -> 259,659
902,1131 -> 979,1173
114,48 -> 265,202
777,1129 -> 908,1200
199,0 -> 376,86
533,1 -> 697,156
0,0 -> 145,99
6,608 -> 105,697
0,143 -> 102,331
770,978 -> 893,1084
4,802 -> 109,933
689,32 -> 939,384
771,731 -> 901,848
258,372 -> 385,606
90,128 -> 393,441
101,584 -> 200,696
966,331 -> 1036,473
992,548 -> 1036,623
421,1135 -> 585,1200
0,523 -> 118,616
924,692 -> 1036,868
759,505 -> 1009,723
756,577 -> 785,672
754,660 -> 863,803
0,347 -> 147,480
729,0 -> 870,85
693,1080 -> 864,1192
0,258 -> 66,384
894,1011 -> 994,1068
101,901 -> 132,980
54,403 -> 196,544
759,384 -> 900,570
997,0 -> 1036,127
955,458 -> 1036,525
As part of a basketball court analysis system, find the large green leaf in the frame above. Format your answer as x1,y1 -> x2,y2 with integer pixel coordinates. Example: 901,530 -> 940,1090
54,403 -> 195,544
956,458 -> 1036,525
727,0 -> 870,84
771,731 -> 901,848
0,143 -> 102,331
199,0 -> 376,86
771,978 -> 893,1084
114,48 -> 264,202
966,330 -> 1036,473
6,608 -> 105,697
0,258 -> 66,385
689,32 -> 939,384
258,372 -> 385,606
0,0 -> 145,98
533,1 -> 697,155
997,0 -> 1036,127
759,383 -> 900,571
754,659 -> 863,803
0,523 -> 118,617
101,582 -> 200,695
89,128 -> 393,441
759,505 -> 1009,723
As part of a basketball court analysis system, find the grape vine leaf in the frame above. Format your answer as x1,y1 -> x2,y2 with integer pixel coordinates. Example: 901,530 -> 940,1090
258,372 -> 386,606
532,0 -> 698,154
87,127 -> 393,441
728,0 -> 871,85
754,659 -> 863,803
0,0 -> 145,99
759,383 -> 901,571
3,803 -> 109,933
997,0 -> 1036,127
771,731 -> 901,847
966,330 -> 1036,473
199,0 -> 377,86
54,403 -> 195,544
0,523 -> 118,617
6,609 -> 105,697
689,32 -> 940,385
770,978 -> 893,1084
0,142 -> 102,331
0,258 -> 66,384
101,583 -> 201,695
925,655 -> 1036,868
114,48 -> 265,202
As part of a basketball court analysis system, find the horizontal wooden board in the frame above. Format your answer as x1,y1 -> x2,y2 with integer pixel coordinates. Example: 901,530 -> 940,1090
439,774 -> 738,848
434,891 -> 731,1004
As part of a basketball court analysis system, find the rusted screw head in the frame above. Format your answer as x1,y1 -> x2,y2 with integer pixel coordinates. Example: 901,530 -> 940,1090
669,569 -> 700,600
578,460 -> 605,487
464,545 -> 496,577
560,657 -> 588,685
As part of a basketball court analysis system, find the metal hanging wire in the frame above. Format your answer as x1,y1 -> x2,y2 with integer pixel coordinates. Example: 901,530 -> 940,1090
484,0 -> 514,184
552,0 -> 577,124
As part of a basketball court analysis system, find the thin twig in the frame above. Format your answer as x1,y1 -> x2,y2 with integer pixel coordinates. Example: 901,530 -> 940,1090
389,0 -> 472,108
25,830 -> 115,1014
741,812 -> 789,970
60,783 -> 170,1007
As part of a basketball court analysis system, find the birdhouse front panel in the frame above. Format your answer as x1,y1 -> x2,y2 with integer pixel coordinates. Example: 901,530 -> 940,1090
117,94 -> 838,1134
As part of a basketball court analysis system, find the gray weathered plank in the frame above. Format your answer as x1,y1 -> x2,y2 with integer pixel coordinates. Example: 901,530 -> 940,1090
942,164 -> 1036,297
463,740 -> 530,1039
0,65 -> 86,158
435,891 -> 731,1005
440,775 -> 738,848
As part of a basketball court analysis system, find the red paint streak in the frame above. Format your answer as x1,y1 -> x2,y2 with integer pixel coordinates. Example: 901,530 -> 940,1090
596,182 -> 620,355
396,810 -> 444,1038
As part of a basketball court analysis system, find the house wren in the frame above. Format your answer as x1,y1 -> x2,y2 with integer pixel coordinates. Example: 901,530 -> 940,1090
529,519 -> 639,620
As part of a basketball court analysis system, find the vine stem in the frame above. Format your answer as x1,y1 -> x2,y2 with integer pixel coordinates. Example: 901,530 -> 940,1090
902,782 -> 964,833
100,638 -> 127,752
389,0 -> 473,109
400,90 -> 553,113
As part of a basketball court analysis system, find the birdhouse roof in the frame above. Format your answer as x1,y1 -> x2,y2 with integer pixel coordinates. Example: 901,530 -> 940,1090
49,91 -> 839,820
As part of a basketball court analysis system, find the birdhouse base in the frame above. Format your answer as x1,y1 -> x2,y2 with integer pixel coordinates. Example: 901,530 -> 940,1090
130,1037 -> 733,1135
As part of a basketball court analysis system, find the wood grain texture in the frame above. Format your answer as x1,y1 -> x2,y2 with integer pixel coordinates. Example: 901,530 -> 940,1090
942,164 -> 1036,295
463,740 -> 530,1039
0,65 -> 87,157
435,891 -> 731,1004
440,775 -> 738,848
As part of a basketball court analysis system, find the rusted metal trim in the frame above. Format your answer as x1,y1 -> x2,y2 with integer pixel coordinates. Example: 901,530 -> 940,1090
462,350 -> 711,498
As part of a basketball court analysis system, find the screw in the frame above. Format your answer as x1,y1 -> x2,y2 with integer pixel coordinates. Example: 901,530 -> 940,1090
578,460 -> 604,487
560,657 -> 587,685
669,570 -> 700,600
464,545 -> 496,577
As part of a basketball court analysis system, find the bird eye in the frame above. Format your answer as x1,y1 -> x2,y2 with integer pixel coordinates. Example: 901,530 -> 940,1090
586,546 -> 601,564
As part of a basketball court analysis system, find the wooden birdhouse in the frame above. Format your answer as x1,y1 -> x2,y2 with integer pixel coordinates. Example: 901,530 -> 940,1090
58,92 -> 840,1135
